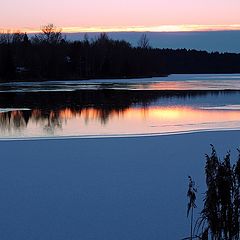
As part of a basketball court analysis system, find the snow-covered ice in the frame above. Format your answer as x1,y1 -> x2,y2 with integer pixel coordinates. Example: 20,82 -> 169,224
0,131 -> 239,240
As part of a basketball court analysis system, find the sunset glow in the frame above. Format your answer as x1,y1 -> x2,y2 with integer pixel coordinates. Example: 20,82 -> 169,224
1,0 -> 240,33
2,24 -> 240,34
2,106 -> 240,138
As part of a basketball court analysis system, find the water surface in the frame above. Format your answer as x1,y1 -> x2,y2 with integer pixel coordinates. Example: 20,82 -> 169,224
1,74 -> 240,139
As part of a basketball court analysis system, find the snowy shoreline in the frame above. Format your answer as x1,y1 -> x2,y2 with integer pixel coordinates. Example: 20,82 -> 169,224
0,128 -> 240,142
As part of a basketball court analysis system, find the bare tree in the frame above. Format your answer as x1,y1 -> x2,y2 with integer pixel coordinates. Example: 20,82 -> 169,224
33,24 -> 63,44
138,33 -> 150,49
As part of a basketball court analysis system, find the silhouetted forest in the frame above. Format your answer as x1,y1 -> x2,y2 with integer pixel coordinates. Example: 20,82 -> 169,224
1,24 -> 240,82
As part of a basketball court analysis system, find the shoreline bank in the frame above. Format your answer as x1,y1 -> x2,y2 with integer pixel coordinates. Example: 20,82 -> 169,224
0,128 -> 240,142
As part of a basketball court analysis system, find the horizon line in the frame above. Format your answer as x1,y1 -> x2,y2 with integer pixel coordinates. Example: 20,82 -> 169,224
1,24 -> 240,33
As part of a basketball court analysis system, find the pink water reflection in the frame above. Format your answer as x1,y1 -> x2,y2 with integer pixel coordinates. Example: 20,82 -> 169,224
1,106 -> 240,138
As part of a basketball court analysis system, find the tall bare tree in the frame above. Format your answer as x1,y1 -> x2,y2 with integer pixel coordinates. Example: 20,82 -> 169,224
138,34 -> 150,49
33,24 -> 63,44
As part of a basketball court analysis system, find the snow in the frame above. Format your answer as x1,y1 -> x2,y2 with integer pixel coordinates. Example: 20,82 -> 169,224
200,104 -> 240,110
0,131 -> 239,239
0,108 -> 31,113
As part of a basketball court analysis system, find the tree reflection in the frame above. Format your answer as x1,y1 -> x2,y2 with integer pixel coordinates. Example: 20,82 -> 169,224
0,111 -> 27,133
0,89 -> 239,134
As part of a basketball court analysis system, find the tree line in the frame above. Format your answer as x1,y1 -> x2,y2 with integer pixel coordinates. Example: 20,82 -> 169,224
1,24 -> 240,82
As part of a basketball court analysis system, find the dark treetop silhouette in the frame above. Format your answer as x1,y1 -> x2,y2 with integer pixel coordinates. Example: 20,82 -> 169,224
1,24 -> 240,82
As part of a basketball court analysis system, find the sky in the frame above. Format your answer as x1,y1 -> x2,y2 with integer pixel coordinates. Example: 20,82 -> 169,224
1,0 -> 240,32
65,31 -> 240,53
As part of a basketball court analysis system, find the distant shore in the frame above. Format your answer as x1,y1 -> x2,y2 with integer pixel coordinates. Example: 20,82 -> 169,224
0,73 -> 169,83
3,71 -> 240,84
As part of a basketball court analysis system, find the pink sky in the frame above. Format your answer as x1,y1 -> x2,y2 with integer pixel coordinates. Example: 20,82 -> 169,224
1,0 -> 240,32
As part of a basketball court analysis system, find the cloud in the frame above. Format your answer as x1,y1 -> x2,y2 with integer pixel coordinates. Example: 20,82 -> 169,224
2,24 -> 240,33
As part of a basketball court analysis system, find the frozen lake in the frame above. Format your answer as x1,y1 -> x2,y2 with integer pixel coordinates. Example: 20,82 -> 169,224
0,74 -> 240,139
0,74 -> 240,239
1,74 -> 240,92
